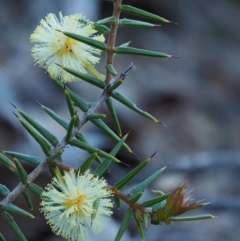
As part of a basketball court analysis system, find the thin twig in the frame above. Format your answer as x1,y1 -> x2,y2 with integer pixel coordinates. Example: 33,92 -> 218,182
105,0 -> 123,84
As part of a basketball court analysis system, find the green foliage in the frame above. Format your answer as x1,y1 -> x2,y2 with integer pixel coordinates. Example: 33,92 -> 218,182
0,1 -> 213,240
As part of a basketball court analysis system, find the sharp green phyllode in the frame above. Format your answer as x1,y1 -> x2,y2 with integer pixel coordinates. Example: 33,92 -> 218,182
1,203 -> 35,219
170,215 -> 215,222
90,119 -> 132,152
2,151 -> 41,165
69,139 -> 121,163
78,152 -> 98,173
21,189 -> 33,210
28,183 -> 44,196
143,193 -> 169,208
65,114 -> 78,143
111,91 -> 161,123
107,79 -> 124,93
61,30 -> 108,50
114,153 -> 154,190
97,16 -> 116,25
50,76 -> 90,111
47,150 -> 64,163
39,102 -> 69,130
105,98 -> 122,136
0,153 -> 17,174
119,18 -> 160,27
114,208 -> 133,241
16,116 -> 51,156
133,212 -> 145,241
121,5 -> 176,24
75,132 -> 103,165
14,105 -> 58,146
128,166 -> 166,197
0,211 -> 27,241
12,157 -> 28,184
115,46 -> 173,58
87,114 -> 106,120
114,196 -> 121,209
93,23 -> 110,35
94,132 -> 129,176
106,64 -> 118,76
128,191 -> 144,204
57,66 -> 106,89
64,87 -> 76,118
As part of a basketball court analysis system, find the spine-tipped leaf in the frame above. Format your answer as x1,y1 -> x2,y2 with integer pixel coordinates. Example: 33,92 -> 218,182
119,18 -> 160,27
90,119 -> 132,152
17,116 -> 51,156
121,5 -> 175,24
61,31 -> 108,50
111,91 -> 159,123
65,114 -> 77,143
0,211 -> 27,241
93,23 -> 110,35
105,98 -> 122,136
12,157 -> 28,184
87,114 -> 106,120
28,183 -> 44,196
115,46 -> 173,58
1,203 -> 35,219
51,76 -> 90,111
47,150 -> 64,163
75,133 -> 103,164
133,212 -> 145,241
69,139 -> 120,163
170,215 -> 215,222
2,151 -> 41,165
64,87 -> 76,118
16,107 -> 58,146
58,66 -> 105,89
107,79 -> 124,92
21,189 -> 33,210
114,207 -> 133,241
94,132 -> 129,176
114,154 -> 152,190
128,166 -> 166,197
128,191 -> 144,204
40,103 -> 69,130
97,16 -> 116,25
106,64 -> 118,76
78,152 -> 98,174
0,153 -> 17,174
143,193 -> 169,208
114,196 -> 121,209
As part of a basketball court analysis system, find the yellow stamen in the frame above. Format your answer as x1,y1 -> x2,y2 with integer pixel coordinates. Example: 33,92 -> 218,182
56,37 -> 78,56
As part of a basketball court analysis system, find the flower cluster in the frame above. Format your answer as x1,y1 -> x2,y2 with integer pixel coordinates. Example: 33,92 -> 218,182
40,169 -> 113,241
30,12 -> 105,83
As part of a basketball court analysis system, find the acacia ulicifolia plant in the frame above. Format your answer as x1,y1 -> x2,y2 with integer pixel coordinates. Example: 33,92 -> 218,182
0,1 -> 214,241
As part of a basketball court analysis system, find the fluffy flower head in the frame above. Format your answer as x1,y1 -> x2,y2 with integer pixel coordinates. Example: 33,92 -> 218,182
40,169 -> 113,241
30,12 -> 105,82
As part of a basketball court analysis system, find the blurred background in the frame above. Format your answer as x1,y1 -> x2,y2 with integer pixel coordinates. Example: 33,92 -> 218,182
1,0 -> 240,240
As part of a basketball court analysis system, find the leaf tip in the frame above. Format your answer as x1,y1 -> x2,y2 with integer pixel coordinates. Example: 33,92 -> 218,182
150,151 -> 158,158
12,112 -> 19,118
9,101 -> 17,108
157,121 -> 167,127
